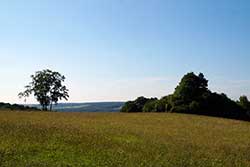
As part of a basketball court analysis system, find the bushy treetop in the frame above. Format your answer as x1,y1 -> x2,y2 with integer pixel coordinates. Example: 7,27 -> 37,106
121,72 -> 250,121
19,69 -> 69,111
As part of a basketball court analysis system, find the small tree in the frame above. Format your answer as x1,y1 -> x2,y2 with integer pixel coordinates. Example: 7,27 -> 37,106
19,69 -> 69,111
238,96 -> 250,111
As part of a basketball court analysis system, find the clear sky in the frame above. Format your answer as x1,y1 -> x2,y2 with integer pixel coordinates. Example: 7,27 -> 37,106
0,0 -> 250,104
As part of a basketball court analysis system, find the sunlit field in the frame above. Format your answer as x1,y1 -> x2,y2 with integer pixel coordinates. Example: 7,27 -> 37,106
0,111 -> 250,167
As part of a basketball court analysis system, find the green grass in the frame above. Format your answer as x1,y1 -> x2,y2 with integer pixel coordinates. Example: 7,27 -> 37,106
0,111 -> 250,167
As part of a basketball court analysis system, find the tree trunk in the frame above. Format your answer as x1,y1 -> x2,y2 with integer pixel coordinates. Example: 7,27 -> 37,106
50,102 -> 53,111
42,105 -> 47,111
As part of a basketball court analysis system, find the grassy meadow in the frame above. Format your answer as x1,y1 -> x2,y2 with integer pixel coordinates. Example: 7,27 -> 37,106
0,111 -> 250,166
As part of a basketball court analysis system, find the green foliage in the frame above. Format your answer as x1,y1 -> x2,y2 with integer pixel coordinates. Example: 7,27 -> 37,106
121,72 -> 250,121
170,105 -> 189,113
0,102 -> 39,111
161,95 -> 173,112
120,101 -> 139,113
142,98 -> 171,113
189,101 -> 200,112
199,93 -> 246,119
173,72 -> 208,104
143,100 -> 157,112
134,96 -> 151,111
19,69 -> 69,111
121,97 -> 158,113
154,99 -> 167,112
238,95 -> 250,111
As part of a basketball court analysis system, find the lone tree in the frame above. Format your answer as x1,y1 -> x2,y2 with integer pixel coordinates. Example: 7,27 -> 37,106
19,69 -> 69,111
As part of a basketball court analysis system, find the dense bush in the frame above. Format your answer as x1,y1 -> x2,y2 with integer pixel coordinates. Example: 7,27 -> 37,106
0,102 -> 40,111
189,101 -> 200,113
142,99 -> 167,112
120,101 -> 139,113
143,100 -> 157,112
173,72 -> 208,104
154,100 -> 166,112
121,97 -> 157,113
121,72 -> 250,121
237,96 -> 250,111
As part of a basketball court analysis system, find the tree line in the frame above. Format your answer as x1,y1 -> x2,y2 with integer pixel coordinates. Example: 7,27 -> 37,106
0,102 -> 39,111
121,72 -> 250,121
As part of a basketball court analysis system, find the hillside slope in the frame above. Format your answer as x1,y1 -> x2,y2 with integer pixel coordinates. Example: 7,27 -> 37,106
0,111 -> 249,166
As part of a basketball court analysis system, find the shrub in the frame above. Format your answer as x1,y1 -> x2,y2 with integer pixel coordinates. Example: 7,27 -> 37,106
120,72 -> 250,121
0,102 -> 40,111
189,101 -> 200,113
120,101 -> 138,113
143,100 -> 157,112
121,97 -> 157,113
170,105 -> 189,113
154,100 -> 166,112
238,96 -> 250,111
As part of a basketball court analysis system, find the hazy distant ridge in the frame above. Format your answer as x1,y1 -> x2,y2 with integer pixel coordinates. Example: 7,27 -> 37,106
30,102 -> 125,112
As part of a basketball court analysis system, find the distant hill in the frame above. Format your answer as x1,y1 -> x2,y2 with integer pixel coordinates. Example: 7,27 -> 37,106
30,102 -> 125,112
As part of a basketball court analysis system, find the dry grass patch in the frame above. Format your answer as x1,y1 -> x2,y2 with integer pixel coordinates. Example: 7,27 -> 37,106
0,111 -> 250,166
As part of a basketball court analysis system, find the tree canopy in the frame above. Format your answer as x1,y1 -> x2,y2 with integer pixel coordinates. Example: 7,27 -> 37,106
121,97 -> 157,113
19,69 -> 69,111
121,72 -> 250,121
173,72 -> 208,103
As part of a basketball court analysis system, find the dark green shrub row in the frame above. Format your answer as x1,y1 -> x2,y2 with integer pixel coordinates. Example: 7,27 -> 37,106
0,102 -> 40,111
121,72 -> 250,121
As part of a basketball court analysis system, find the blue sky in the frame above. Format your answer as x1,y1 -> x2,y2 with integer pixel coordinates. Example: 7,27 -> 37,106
0,0 -> 250,103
